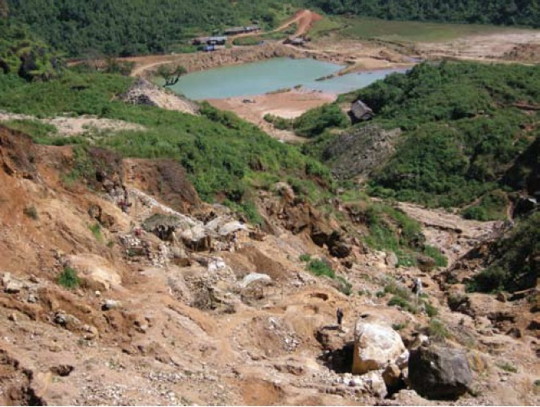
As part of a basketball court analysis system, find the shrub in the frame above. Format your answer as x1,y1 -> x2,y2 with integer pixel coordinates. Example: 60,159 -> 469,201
299,254 -> 311,262
263,114 -> 293,130
23,205 -> 39,220
468,212 -> 539,293
89,222 -> 103,242
57,267 -> 80,289
307,259 -> 336,279
462,190 -> 508,221
384,280 -> 411,301
424,301 -> 439,317
392,322 -> 408,331
293,104 -> 349,138
336,276 -> 352,296
424,245 -> 448,268
496,361 -> 518,373
427,318 -> 450,341
388,296 -> 418,314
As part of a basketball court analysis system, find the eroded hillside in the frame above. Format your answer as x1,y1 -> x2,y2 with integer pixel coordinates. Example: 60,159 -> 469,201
0,125 -> 538,406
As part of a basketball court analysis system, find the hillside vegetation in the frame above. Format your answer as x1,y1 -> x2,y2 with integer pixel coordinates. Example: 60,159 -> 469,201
307,0 -> 540,27
469,211 -> 539,293
6,0 -> 540,59
6,0 -> 294,57
0,71 -> 332,221
303,62 -> 539,218
0,20 -> 62,80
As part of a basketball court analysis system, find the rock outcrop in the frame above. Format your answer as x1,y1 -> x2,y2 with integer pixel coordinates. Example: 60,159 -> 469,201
120,78 -> 199,115
408,344 -> 473,400
324,125 -> 401,180
65,254 -> 122,291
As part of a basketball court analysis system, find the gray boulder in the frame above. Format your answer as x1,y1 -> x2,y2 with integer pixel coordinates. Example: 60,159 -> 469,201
408,344 -> 472,400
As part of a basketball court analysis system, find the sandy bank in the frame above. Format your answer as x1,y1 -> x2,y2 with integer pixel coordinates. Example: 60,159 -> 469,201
208,89 -> 337,143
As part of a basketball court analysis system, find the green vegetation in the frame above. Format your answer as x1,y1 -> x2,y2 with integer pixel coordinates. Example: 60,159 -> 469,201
3,119 -> 57,141
461,190 -> 509,221
423,245 -> 448,268
468,212 -> 539,293
306,259 -> 352,295
306,0 -> 540,27
293,104 -> 349,138
307,259 -> 335,278
388,295 -> 418,314
62,145 -> 95,186
23,205 -> 38,220
331,16 -> 517,43
6,0 -> 295,57
299,253 -> 312,262
232,37 -> 264,46
265,103 -> 350,138
424,301 -> 439,317
351,201 -> 446,268
427,318 -> 451,341
0,71 -> 331,222
382,277 -> 441,316
496,361 -> 518,373
157,65 -> 187,87
57,267 -> 81,289
335,62 -> 540,211
89,222 -> 103,243
0,20 -> 62,81
263,113 -> 293,130
391,322 -> 408,331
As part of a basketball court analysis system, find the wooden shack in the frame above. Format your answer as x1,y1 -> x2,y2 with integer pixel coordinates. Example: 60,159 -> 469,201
349,100 -> 374,122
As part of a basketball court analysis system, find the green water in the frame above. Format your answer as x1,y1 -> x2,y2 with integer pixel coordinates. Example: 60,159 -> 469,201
169,58 -> 406,100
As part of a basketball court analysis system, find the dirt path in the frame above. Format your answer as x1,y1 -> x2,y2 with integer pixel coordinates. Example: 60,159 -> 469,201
397,201 -> 504,265
275,9 -> 323,37
130,60 -> 176,78
228,9 -> 323,44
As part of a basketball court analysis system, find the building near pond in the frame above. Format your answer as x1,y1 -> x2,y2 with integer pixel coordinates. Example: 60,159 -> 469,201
349,100 -> 374,122
192,36 -> 228,46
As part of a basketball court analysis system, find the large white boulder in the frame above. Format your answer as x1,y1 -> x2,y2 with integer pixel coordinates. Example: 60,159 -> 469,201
352,319 -> 408,375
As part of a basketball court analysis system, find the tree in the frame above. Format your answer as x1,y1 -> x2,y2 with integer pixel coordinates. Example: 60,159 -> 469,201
158,64 -> 187,86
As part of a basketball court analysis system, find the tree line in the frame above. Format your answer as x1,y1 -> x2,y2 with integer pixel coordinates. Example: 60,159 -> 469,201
6,0 -> 285,57
307,0 -> 540,27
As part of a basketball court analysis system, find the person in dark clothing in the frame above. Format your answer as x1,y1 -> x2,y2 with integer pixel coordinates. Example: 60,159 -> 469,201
336,308 -> 344,327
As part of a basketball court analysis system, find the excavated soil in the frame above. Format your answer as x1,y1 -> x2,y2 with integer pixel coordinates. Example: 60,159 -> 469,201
0,123 -> 539,406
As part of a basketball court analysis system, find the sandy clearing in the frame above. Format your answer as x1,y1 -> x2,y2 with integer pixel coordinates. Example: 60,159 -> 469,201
0,112 -> 145,137
415,31 -> 540,62
208,89 -> 337,143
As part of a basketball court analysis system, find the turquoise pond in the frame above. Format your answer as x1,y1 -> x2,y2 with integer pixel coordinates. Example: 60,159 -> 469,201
169,58 -> 407,100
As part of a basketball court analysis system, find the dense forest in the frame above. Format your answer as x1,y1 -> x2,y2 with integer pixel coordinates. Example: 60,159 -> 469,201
6,0 -> 540,58
307,0 -> 540,27
5,0 -> 290,57
0,10 -> 61,81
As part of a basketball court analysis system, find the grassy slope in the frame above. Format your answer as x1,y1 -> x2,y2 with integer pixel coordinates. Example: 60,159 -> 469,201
0,72 -> 330,211
312,15 -> 524,42
301,62 -> 539,218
